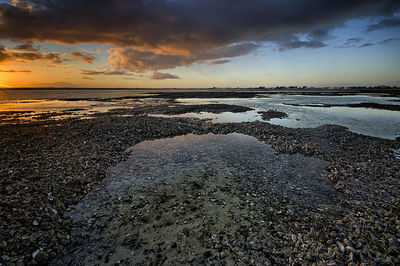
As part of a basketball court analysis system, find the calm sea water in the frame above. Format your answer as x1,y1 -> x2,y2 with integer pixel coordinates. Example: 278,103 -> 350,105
1,89 -> 399,140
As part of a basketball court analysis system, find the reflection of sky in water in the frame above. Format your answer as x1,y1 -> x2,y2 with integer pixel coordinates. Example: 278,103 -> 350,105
0,97 -> 169,124
0,89 -> 155,101
269,107 -> 400,140
149,110 -> 262,123
176,95 -> 400,140
0,98 -> 165,112
179,94 -> 400,107
0,100 -> 108,112
1,91 -> 399,140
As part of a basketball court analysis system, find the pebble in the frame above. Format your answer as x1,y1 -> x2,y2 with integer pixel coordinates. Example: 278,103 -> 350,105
2,102 -> 399,265
48,193 -> 54,201
32,249 -> 40,258
337,242 -> 345,254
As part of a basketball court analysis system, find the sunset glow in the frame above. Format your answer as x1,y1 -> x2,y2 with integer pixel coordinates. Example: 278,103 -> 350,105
1,2 -> 400,265
0,83 -> 10,88
0,0 -> 399,88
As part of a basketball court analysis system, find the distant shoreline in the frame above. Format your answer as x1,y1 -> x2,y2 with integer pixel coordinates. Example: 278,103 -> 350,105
3,86 -> 399,91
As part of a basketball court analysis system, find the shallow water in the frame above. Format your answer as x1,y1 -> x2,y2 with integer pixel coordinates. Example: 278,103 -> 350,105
0,89 -> 168,116
176,95 -> 400,139
53,133 -> 337,265
0,89 -> 161,101
1,89 -> 399,139
149,110 -> 262,123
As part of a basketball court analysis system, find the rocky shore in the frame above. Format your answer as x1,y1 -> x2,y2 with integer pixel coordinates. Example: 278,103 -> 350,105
1,103 -> 400,265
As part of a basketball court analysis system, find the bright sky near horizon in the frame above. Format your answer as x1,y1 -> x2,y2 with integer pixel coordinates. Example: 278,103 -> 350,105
0,0 -> 399,88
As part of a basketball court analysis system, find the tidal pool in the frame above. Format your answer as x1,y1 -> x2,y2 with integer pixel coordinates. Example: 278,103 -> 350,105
53,133 -> 339,265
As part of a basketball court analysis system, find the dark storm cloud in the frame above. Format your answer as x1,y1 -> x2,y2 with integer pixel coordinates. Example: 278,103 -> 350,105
1,0 -> 398,46
70,52 -> 95,63
1,0 -> 399,70
150,72 -> 180,80
366,17 -> 400,32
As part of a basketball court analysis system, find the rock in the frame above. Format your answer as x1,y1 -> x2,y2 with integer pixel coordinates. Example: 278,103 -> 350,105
337,242 -> 345,254
48,193 -> 54,201
203,251 -> 212,258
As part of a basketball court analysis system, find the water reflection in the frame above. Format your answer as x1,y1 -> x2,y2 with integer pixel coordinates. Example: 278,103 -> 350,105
0,97 -> 169,123
149,110 -> 262,123
1,90 -> 399,139
177,96 -> 400,140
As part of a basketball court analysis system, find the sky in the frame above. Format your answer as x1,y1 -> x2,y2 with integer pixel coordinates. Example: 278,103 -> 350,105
0,0 -> 399,88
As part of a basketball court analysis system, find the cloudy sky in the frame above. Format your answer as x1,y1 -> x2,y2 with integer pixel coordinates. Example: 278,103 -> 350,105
0,0 -> 399,88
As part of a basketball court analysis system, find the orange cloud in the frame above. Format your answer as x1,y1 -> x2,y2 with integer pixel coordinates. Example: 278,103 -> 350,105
81,69 -> 131,76
202,60 -> 230,65
108,42 -> 259,71
0,69 -> 31,73
0,45 -> 64,64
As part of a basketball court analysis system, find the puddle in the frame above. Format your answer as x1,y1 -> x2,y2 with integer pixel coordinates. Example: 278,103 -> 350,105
53,133 -> 339,265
